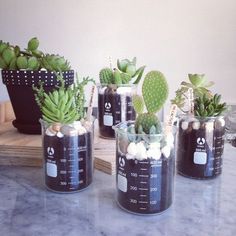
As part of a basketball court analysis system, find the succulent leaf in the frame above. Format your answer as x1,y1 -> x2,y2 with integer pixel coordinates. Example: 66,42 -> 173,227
132,94 -> 144,114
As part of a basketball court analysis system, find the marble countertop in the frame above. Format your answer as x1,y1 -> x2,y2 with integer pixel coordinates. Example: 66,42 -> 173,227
0,144 -> 235,236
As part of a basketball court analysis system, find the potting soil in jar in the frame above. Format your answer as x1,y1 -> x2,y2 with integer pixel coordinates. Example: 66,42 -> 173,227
177,116 -> 225,179
98,85 -> 136,138
115,126 -> 175,214
42,122 -> 93,192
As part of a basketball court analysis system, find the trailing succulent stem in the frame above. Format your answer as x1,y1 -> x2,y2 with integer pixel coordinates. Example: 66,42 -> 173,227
33,73 -> 94,124
194,93 -> 227,118
0,37 -> 71,71
132,70 -> 169,134
99,57 -> 145,85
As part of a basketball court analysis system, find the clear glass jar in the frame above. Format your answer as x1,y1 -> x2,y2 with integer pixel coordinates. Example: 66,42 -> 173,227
176,115 -> 225,179
97,84 -> 136,139
40,120 -> 94,192
113,121 -> 175,215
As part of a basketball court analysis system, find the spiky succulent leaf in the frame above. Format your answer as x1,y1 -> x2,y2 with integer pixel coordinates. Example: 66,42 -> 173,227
41,54 -> 71,71
142,71 -> 168,113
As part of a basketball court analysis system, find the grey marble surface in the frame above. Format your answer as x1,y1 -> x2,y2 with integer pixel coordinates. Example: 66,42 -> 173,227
0,144 -> 236,236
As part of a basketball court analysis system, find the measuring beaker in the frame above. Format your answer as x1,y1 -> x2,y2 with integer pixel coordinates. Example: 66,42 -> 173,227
113,121 -> 175,215
41,120 -> 94,192
176,115 -> 225,179
97,84 -> 136,139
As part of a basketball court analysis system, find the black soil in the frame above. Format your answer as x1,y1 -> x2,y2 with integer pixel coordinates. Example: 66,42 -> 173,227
116,153 -> 175,214
177,120 -> 225,179
43,131 -> 93,192
98,87 -> 135,138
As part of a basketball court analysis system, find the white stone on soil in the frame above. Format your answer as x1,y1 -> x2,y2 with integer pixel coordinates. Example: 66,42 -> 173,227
45,127 -> 56,136
147,148 -> 161,160
192,121 -> 200,130
181,121 -> 189,130
126,153 -> 134,160
136,142 -> 147,160
161,145 -> 171,158
56,132 -> 64,138
99,86 -> 107,94
127,142 -> 137,156
149,142 -> 161,150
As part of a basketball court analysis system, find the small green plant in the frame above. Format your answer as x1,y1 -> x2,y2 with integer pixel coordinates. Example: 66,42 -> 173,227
194,94 -> 227,117
33,74 -> 94,124
0,37 -> 70,71
172,73 -> 227,118
99,57 -> 145,85
132,71 -> 169,134
171,74 -> 214,112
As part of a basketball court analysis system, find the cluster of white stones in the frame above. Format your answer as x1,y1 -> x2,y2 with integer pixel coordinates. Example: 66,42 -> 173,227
124,132 -> 174,161
45,120 -> 92,138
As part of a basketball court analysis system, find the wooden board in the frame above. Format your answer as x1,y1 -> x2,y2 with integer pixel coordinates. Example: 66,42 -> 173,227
0,121 -> 116,175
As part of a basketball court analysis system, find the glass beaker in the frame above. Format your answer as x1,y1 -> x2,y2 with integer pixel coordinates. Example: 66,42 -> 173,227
176,115 -> 225,179
40,119 -> 94,192
113,121 -> 175,215
97,84 -> 136,139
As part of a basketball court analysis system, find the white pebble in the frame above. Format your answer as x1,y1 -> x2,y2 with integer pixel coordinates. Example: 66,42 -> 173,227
126,153 -> 134,160
161,145 -> 171,158
149,142 -> 161,150
45,128 -> 56,136
136,142 -> 147,160
56,132 -> 64,138
99,86 -> 107,94
78,126 -> 87,135
181,121 -> 189,130
219,117 -> 225,127
147,148 -> 161,160
192,121 -> 200,130
127,142 -> 137,156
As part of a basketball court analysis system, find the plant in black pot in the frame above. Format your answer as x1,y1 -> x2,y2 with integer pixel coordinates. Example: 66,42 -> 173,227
98,57 -> 145,138
113,71 -> 175,215
0,37 -> 74,134
34,74 -> 95,192
172,74 -> 227,179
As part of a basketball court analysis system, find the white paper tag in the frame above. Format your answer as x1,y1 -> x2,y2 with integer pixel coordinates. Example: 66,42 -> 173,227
194,152 -> 207,165
118,174 -> 127,192
103,115 -> 113,126
46,162 -> 57,177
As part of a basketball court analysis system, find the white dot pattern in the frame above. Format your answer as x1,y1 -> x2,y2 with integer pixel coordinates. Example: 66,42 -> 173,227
1,70 -> 74,87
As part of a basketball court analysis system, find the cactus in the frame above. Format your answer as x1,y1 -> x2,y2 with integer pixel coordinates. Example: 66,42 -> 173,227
194,93 -> 227,117
99,57 -> 145,85
33,74 -> 94,124
99,67 -> 113,84
133,70 -> 169,134
0,37 -> 71,71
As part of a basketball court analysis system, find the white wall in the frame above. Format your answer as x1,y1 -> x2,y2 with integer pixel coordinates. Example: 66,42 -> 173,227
0,0 -> 236,107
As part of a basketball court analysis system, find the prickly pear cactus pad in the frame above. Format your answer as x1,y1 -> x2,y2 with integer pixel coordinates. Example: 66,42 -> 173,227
142,71 -> 169,113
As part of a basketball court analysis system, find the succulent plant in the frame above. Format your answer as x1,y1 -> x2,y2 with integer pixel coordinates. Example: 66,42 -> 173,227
133,71 -> 169,134
33,74 -> 94,124
171,74 -> 214,112
99,57 -> 145,85
194,93 -> 227,118
0,37 -> 71,71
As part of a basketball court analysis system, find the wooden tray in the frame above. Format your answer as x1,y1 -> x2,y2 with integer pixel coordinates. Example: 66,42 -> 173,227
0,121 -> 116,175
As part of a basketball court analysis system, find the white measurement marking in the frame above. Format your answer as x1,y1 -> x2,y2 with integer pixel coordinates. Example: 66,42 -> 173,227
140,168 -> 148,171
139,201 -> 148,204
140,207 -> 147,210
140,194 -> 147,197
140,181 -> 147,184
139,188 -> 148,191
139,161 -> 149,164
139,174 -> 149,178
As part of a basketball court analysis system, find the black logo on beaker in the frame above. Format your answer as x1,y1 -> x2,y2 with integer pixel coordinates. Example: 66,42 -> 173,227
119,157 -> 125,167
105,102 -> 111,110
197,137 -> 205,145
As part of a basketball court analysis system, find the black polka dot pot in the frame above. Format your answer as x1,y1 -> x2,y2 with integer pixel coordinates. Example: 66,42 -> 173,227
1,70 -> 74,134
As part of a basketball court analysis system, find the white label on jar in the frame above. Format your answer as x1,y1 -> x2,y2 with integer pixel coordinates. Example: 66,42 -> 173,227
103,115 -> 113,126
118,174 -> 127,192
194,152 -> 207,165
46,162 -> 57,177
